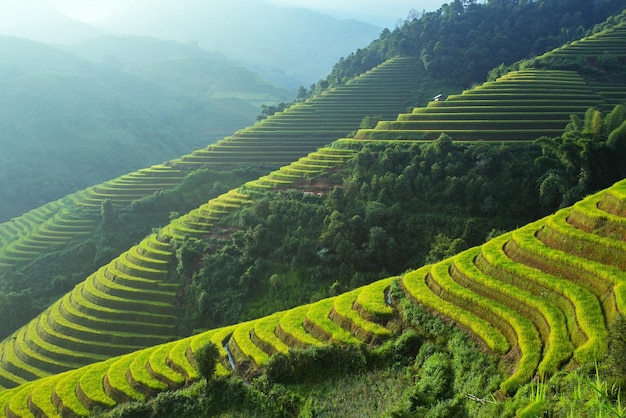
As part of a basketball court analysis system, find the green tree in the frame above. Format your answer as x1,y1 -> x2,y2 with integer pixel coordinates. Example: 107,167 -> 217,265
100,199 -> 116,226
194,342 -> 220,381
535,105 -> 626,210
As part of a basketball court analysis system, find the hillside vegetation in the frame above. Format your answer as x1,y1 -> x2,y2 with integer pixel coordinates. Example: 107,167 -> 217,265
0,1 -> 625,417
1,174 -> 625,415
0,57 -> 425,347
0,36 -> 291,222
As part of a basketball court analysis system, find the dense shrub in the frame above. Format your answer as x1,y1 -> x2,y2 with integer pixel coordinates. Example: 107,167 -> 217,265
602,313 -> 626,390
179,141 -> 545,332
204,376 -> 301,418
266,344 -> 367,384
194,342 -> 220,381
100,401 -> 152,418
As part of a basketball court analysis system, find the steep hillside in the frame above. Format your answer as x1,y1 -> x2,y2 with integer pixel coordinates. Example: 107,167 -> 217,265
345,21 -> 626,144
0,7 -> 625,416
324,0 -> 626,89
0,57 -> 424,349
0,18 -> 624,390
0,176 -> 625,416
0,56 -> 422,265
0,37 -> 287,222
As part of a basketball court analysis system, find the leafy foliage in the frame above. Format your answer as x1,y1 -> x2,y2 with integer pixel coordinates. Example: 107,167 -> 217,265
194,342 -> 220,381
535,104 -> 626,210
266,344 -> 367,384
324,0 -> 626,88
177,141 -> 545,332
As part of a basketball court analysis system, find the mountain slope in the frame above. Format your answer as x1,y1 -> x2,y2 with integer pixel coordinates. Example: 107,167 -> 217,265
91,0 -> 381,87
0,57 -> 425,379
0,1 -> 101,44
0,36 -> 287,222
1,19 -> 624,387
0,56 -> 423,267
0,7 -> 625,416
0,176 -> 625,415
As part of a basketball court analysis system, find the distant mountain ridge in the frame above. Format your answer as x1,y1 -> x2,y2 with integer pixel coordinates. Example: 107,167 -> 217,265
0,0 -> 101,44
0,36 -> 291,222
89,0 -> 382,87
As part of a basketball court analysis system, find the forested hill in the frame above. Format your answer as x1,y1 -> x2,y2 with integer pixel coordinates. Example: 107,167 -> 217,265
0,2 -> 626,416
323,0 -> 626,89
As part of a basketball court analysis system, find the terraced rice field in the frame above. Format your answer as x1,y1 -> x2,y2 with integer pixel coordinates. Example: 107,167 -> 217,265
171,56 -> 422,168
0,146 -> 356,392
0,277 -> 397,416
2,177 -> 626,415
535,22 -> 626,111
403,179 -> 626,394
0,21 -> 624,416
348,69 -> 606,142
0,57 -> 422,268
537,22 -> 626,61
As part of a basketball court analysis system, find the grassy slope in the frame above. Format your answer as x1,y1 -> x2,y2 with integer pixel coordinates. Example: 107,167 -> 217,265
0,178 -> 625,416
0,14 -> 625,417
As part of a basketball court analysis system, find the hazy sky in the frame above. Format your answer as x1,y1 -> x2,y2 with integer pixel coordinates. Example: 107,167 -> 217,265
48,0 -> 447,28
266,0 -> 446,27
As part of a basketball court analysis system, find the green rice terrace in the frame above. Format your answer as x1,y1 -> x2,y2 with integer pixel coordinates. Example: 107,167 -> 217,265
0,146 -> 359,393
535,22 -> 626,110
0,56 -> 422,267
346,22 -> 626,144
0,176 -> 625,416
349,69 -> 609,142
0,18 -> 625,417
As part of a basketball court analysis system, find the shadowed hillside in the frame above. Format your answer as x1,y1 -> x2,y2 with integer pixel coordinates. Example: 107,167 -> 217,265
0,36 -> 290,222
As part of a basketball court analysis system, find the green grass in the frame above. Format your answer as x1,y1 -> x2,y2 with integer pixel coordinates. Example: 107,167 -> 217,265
332,288 -> 392,341
128,347 -> 169,393
2,333 -> 49,382
97,263 -> 176,301
253,312 -> 290,355
148,343 -> 186,387
355,277 -> 396,320
54,370 -> 91,417
429,259 -> 541,394
24,314 -> 107,367
13,326 -> 79,374
454,246 -> 573,376
492,231 -> 608,364
207,327 -> 237,377
231,321 -> 270,367
78,358 -> 117,408
105,354 -> 144,402
568,193 -> 626,238
278,304 -> 325,347
541,209 -> 626,271
306,298 -> 361,345
47,298 -> 169,349
402,266 -> 510,355
80,273 -> 176,316
509,219 -> 624,315
70,281 -> 177,325
60,292 -> 175,335
166,337 -> 199,382
6,381 -> 39,417
39,307 -> 141,359
27,375 -> 61,417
